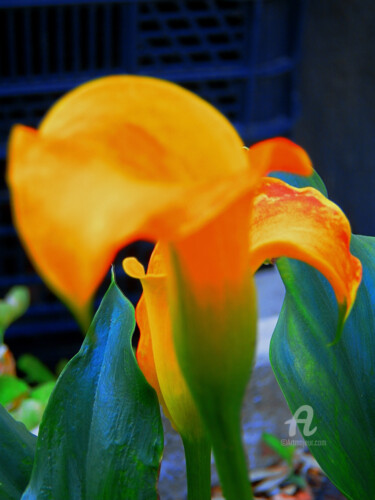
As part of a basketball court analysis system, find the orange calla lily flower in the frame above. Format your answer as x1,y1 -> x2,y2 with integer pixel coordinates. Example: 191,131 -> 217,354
123,176 -> 362,437
6,76 -> 362,500
123,245 -> 205,443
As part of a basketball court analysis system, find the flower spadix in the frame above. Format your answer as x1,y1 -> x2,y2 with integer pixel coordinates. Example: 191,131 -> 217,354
7,75 -> 362,499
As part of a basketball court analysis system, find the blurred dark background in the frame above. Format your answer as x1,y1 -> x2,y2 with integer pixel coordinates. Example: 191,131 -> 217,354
294,0 -> 375,237
0,0 -> 372,368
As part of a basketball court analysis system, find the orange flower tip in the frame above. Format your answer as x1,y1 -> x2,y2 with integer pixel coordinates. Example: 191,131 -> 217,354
10,124 -> 38,145
7,125 -> 38,179
328,300 -> 348,347
248,137 -> 313,177
123,257 -> 146,280
331,256 -> 361,344
273,137 -> 314,176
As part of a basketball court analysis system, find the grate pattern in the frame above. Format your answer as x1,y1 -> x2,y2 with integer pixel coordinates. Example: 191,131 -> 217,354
0,0 -> 307,358
136,0 -> 249,70
0,0 -> 306,144
0,3 -> 131,80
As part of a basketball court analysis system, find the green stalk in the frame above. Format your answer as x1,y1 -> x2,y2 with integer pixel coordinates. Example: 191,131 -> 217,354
209,408 -> 254,500
182,435 -> 212,500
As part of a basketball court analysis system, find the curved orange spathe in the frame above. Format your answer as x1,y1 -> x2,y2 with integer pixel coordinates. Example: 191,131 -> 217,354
124,246 -> 205,440
250,178 -> 362,321
7,76 -> 247,326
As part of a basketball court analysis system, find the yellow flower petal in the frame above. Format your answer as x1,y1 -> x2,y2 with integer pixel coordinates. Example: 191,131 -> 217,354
132,293 -> 161,396
124,247 -> 205,440
250,177 -> 362,321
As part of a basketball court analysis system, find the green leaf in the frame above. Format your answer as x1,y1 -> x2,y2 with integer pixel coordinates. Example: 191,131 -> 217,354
29,382 -> 55,405
17,355 -> 55,384
0,404 -> 36,499
11,399 -> 44,432
55,359 -> 68,376
0,375 -> 29,407
10,383 -> 56,431
0,287 -> 30,343
272,169 -> 327,195
262,432 -> 295,468
271,230 -> 375,499
22,278 -> 163,500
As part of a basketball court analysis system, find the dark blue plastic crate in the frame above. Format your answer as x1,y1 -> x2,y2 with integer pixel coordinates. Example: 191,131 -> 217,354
0,0 -> 307,149
0,0 -> 307,358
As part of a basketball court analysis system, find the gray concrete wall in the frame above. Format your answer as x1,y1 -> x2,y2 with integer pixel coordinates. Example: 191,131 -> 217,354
294,0 -> 375,236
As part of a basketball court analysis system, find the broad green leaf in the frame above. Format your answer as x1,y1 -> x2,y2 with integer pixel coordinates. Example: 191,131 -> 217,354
0,404 -> 36,499
0,375 -> 29,407
22,277 -> 163,500
270,170 -> 375,499
17,355 -> 55,384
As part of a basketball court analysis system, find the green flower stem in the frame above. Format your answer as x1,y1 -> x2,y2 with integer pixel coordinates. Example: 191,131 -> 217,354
209,408 -> 254,500
182,435 -> 212,500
